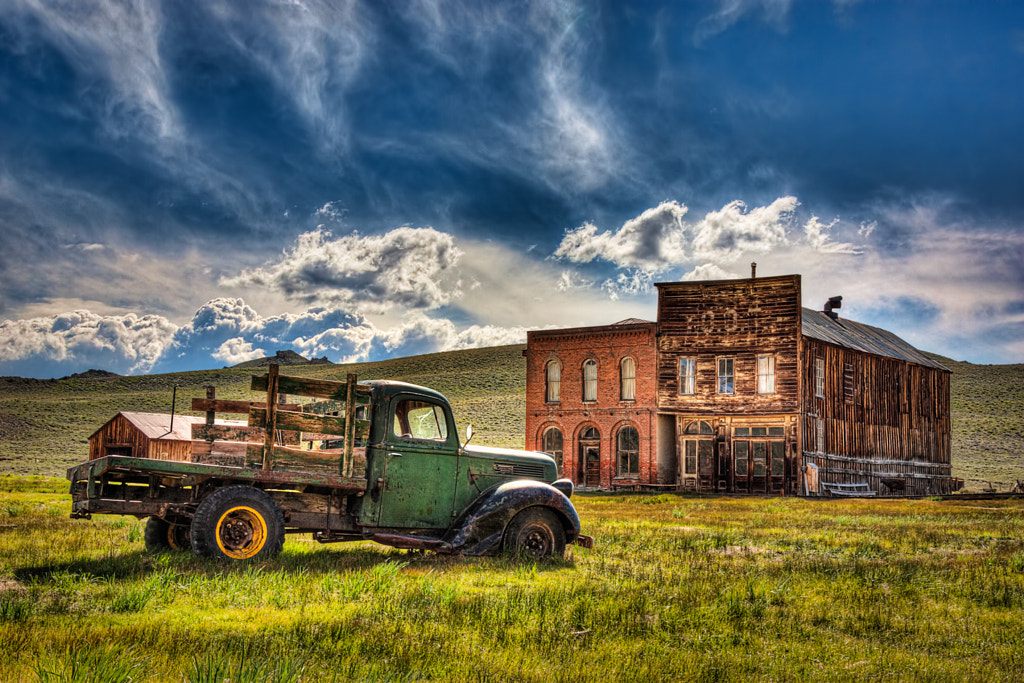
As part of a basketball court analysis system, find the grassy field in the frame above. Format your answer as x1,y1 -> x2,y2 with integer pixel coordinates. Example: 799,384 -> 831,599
1,475 -> 1021,681
1,345 -> 1022,489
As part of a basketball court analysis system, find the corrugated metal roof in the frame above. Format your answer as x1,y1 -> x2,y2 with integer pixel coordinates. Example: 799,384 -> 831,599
119,412 -> 248,441
612,318 -> 655,325
801,309 -> 948,371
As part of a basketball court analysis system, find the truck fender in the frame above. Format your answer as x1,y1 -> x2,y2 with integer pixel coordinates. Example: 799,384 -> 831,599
446,479 -> 582,556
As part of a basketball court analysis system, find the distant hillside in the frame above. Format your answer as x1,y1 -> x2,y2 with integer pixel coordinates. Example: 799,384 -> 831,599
926,353 -> 1024,489
1,345 -> 1021,490
231,349 -> 333,369
0,344 -> 528,477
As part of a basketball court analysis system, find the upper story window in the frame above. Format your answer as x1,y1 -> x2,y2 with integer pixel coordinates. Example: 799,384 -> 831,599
815,358 -> 825,398
678,358 -> 696,395
620,357 -> 636,401
545,360 -> 561,403
392,399 -> 449,442
717,358 -> 734,395
757,355 -> 776,394
583,360 -> 597,402
843,362 -> 856,403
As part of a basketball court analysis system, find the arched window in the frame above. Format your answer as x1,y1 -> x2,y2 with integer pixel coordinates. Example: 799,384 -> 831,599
617,425 -> 639,476
580,426 -> 600,441
545,360 -> 561,403
582,360 -> 597,402
684,421 -> 714,435
541,427 -> 563,472
620,357 -> 636,401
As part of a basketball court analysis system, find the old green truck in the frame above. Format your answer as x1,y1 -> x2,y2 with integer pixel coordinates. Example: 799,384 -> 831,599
67,365 -> 591,561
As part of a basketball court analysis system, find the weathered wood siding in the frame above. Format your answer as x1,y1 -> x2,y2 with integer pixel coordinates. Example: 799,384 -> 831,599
88,414 -> 152,460
656,275 -> 802,414
146,438 -> 193,462
801,337 -> 953,495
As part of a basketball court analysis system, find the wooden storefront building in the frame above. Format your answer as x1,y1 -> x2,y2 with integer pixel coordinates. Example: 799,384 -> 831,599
525,273 -> 954,496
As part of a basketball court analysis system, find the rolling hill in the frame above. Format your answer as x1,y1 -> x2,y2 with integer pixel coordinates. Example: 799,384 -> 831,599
0,345 -> 1020,490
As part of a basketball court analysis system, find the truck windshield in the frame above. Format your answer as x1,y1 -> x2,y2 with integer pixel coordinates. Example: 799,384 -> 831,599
393,400 -> 449,442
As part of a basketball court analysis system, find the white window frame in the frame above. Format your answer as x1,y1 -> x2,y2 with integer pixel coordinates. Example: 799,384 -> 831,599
717,357 -> 734,395
757,355 -> 776,394
582,360 -> 597,402
678,357 -> 696,395
545,360 -> 561,403
620,357 -> 636,401
815,358 -> 825,398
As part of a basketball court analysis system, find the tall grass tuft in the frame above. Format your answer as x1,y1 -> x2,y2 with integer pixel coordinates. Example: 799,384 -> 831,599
33,645 -> 146,683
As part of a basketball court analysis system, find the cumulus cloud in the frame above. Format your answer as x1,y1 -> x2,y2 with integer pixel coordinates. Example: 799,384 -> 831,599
555,201 -> 690,270
683,263 -> 739,281
212,337 -> 265,365
804,215 -> 860,254
0,310 -> 178,377
692,197 -> 798,261
222,228 -> 464,311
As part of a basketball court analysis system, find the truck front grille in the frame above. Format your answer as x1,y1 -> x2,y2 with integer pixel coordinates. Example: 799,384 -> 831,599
493,462 -> 546,479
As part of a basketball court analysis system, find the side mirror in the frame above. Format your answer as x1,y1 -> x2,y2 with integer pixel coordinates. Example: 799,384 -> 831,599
459,424 -> 474,456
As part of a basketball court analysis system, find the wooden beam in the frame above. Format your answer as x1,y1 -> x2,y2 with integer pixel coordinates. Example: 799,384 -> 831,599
252,373 -> 371,402
192,398 -> 302,414
191,424 -> 264,443
248,407 -> 369,440
261,365 -> 280,470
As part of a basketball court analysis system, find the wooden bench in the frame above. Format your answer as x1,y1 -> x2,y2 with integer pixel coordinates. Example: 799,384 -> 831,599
822,482 -> 877,497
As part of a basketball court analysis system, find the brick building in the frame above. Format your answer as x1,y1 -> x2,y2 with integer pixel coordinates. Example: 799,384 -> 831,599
524,319 -> 661,488
525,273 -> 954,496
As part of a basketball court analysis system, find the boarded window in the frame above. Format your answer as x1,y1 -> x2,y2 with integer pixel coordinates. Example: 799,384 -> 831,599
843,362 -> 856,403
620,357 -> 636,401
757,356 -> 776,394
617,426 -> 640,476
541,427 -> 563,473
815,358 -> 825,398
718,358 -> 734,395
545,360 -> 561,403
583,360 -> 597,402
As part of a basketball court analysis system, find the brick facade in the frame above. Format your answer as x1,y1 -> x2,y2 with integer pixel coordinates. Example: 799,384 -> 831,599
525,320 -> 658,488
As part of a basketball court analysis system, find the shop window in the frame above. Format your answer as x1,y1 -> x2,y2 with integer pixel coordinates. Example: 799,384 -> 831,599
617,426 -> 639,476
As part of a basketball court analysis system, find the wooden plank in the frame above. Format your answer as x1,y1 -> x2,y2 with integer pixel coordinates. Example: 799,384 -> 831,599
262,365 -> 280,471
192,398 -> 302,414
244,444 -> 367,475
252,373 -> 371,401
303,399 -> 346,415
249,407 -> 370,440
344,373 -> 357,477
191,424 -> 264,442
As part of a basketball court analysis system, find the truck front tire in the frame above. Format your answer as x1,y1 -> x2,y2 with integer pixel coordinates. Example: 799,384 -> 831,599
503,507 -> 566,560
190,486 -> 285,561
144,517 -> 191,552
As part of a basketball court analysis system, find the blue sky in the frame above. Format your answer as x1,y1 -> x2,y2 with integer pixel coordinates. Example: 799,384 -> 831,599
1,0 -> 1022,377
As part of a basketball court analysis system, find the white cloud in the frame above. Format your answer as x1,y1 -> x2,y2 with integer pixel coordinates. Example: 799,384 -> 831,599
0,310 -> 178,376
683,263 -> 739,281
222,227 -> 464,311
554,201 -> 690,270
803,215 -> 860,254
602,270 -> 655,300
212,337 -> 265,365
691,196 -> 798,261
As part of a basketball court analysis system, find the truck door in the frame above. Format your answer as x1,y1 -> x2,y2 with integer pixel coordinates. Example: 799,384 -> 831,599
376,396 -> 459,530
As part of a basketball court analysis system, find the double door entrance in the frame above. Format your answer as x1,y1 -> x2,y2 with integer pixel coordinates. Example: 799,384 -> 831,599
679,420 -> 789,493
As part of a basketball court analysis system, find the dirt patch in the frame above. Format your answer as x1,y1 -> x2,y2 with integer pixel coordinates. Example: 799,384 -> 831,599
0,414 -> 31,441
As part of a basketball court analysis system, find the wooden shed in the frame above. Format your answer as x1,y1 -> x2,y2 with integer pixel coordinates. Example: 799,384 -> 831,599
88,412 -> 250,464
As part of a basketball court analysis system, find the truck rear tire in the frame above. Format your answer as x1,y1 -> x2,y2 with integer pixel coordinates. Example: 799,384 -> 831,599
503,507 -> 566,560
190,486 -> 285,561
144,517 -> 191,552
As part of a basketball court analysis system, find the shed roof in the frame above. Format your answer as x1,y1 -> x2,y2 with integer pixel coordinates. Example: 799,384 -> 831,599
99,412 -> 248,441
801,309 -> 948,371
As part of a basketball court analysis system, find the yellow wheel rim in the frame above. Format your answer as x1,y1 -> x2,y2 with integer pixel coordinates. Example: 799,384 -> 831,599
215,506 -> 268,559
167,524 -> 184,550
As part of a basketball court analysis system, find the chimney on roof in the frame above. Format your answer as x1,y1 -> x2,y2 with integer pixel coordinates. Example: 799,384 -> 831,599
751,262 -> 757,278
824,295 -> 842,320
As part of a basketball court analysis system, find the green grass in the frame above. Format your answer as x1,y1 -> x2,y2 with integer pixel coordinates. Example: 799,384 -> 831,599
2,346 -> 1022,490
0,476 -> 1021,681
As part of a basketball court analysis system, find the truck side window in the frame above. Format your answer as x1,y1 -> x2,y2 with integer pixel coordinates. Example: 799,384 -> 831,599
393,400 -> 449,442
